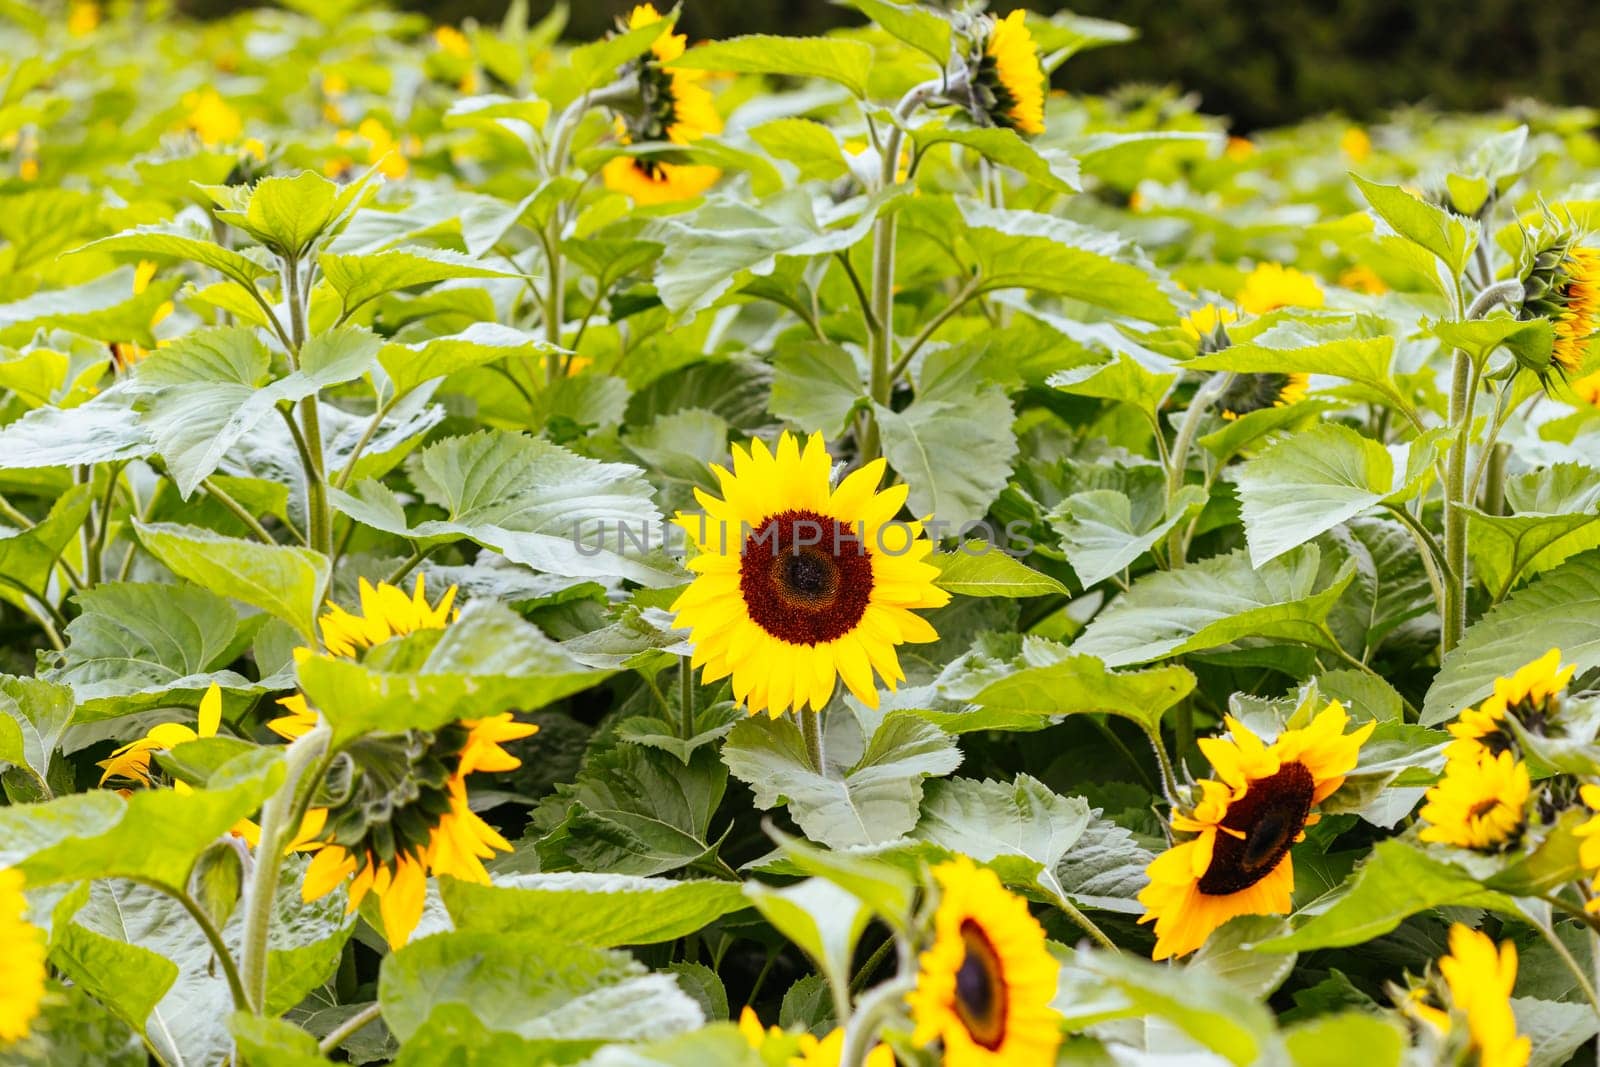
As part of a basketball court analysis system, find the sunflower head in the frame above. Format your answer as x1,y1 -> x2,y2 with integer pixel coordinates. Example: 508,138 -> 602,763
671,431 -> 950,717
1139,704 -> 1373,959
99,682 -> 224,786
1574,784 -> 1600,911
1237,262 -> 1325,316
299,713 -> 535,947
1180,304 -> 1236,354
1445,648 -> 1573,762
603,4 -> 722,204
0,867 -> 47,1043
965,10 -> 1045,136
906,856 -> 1062,1065
1417,749 -> 1530,853
1434,924 -> 1532,1067
1520,228 -> 1600,377
1216,371 -> 1309,420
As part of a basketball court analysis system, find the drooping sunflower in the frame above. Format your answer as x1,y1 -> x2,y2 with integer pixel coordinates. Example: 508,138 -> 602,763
269,576 -> 457,740
1417,749 -> 1529,852
1236,262 -> 1325,316
1436,924 -> 1531,1067
671,432 -> 950,717
601,4 -> 722,205
1522,239 -> 1600,376
906,856 -> 1061,1065
0,868 -> 46,1043
298,713 -> 536,947
967,10 -> 1045,136
1444,648 -> 1573,761
1138,702 -> 1374,960
1216,371 -> 1310,420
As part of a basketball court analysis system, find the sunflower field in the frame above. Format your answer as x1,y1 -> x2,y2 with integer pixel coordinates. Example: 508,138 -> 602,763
5,0 -> 1600,1064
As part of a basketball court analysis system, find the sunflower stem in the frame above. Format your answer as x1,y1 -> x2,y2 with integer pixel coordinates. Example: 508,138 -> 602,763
801,707 -> 826,775
840,973 -> 913,1067
678,656 -> 696,741
1141,723 -> 1181,807
1163,372 -> 1232,568
1523,905 -> 1600,1021
318,1001 -> 386,1055
1441,348 -> 1475,655
131,877 -> 251,1013
240,723 -> 331,1014
1050,891 -> 1119,952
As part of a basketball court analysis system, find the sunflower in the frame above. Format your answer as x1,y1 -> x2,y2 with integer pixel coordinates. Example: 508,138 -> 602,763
1338,264 -> 1389,295
671,431 -> 950,716
1341,127 -> 1372,163
1574,784 -> 1600,912
1236,263 -> 1325,316
906,856 -> 1061,1065
1180,304 -> 1237,355
1543,246 -> 1600,375
791,1028 -> 894,1067
1436,925 -> 1531,1067
601,4 -> 722,204
298,713 -> 536,948
1417,749 -> 1529,852
0,868 -> 46,1043
968,10 -> 1045,136
181,88 -> 243,146
1137,702 -> 1374,960
269,576 -> 457,740
1444,648 -> 1572,761
1217,372 -> 1310,420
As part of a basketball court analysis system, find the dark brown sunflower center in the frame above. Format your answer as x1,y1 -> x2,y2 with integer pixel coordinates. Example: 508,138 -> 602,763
738,510 -> 873,645
953,919 -> 1009,1051
1197,761 -> 1315,896
1220,373 -> 1295,417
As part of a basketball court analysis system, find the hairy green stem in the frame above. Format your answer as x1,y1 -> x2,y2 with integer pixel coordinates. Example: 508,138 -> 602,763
1164,372 -> 1233,567
318,1002 -> 385,1055
202,477 -> 276,545
283,258 -> 331,559
801,707 -> 826,775
133,877 -> 250,1013
840,975 -> 913,1067
240,724 -> 331,1013
1441,348 -> 1474,655
678,656 -> 696,741
1141,723 -> 1181,806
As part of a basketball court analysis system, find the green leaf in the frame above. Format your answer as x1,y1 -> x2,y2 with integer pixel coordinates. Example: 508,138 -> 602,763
930,547 -> 1069,597
912,125 -> 1079,195
135,521 -> 329,641
50,882 -> 183,1059
1466,464 -> 1600,600
0,676 -> 73,789
875,391 -> 1017,527
763,825 -> 916,930
1423,551 -> 1600,724
202,170 -> 375,258
846,0 -> 950,64
1285,1013 -> 1405,1067
442,873 -> 746,946
1051,484 -> 1208,587
744,878 -> 869,1000
561,12 -> 680,103
1072,545 -> 1353,667
722,712 -> 962,849
1185,334 -> 1400,405
1048,351 -> 1173,420
1191,916 -> 1296,999
320,248 -> 520,319
0,267 -> 182,347
378,323 -> 563,399
0,482 -> 91,609
747,120 -> 851,184
913,775 -> 1091,907
1054,814 -> 1159,914
1352,174 -> 1478,274
972,653 -> 1197,732
1515,996 -> 1600,1067
666,35 -> 875,98
1256,840 -> 1514,951
952,201 -> 1175,323
379,932 -> 703,1045
0,396 -> 153,469
72,221 -> 274,291
768,341 -> 865,438
231,1013 -> 330,1067
1236,423 -> 1434,566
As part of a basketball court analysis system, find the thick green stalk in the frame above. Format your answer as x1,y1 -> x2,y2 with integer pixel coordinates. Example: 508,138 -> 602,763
801,707 -> 826,774
284,258 -> 331,558
678,656 -> 696,741
1163,372 -> 1232,567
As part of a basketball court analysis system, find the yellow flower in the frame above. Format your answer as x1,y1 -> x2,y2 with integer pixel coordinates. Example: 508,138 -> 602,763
1180,304 -> 1237,343
1338,264 -> 1389,295
907,856 -> 1060,1065
1224,136 -> 1255,160
434,25 -> 471,58
1573,371 -> 1600,406
739,1006 -> 782,1049
67,0 -> 100,36
792,1028 -> 894,1067
671,432 -> 950,716
1547,247 -> 1600,375
321,72 -> 349,97
1138,703 -> 1374,960
977,10 -> 1046,137
1417,749 -> 1529,852
269,576 -> 457,739
1237,263 -> 1325,315
1437,925 -> 1530,1067
1444,648 -> 1572,762
99,682 -> 227,786
19,158 -> 38,182
355,117 -> 409,180
1575,784 -> 1600,912
0,869 -> 46,1043
1217,372 -> 1310,421
298,713 -> 536,948
602,4 -> 722,204
181,88 -> 243,147
1341,126 -> 1372,163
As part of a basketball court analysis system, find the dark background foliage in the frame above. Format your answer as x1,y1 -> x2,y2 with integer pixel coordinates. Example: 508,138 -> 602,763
177,0 -> 1600,131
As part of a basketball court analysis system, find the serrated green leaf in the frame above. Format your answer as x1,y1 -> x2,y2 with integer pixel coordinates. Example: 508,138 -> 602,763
972,653 -> 1197,733
1352,174 -> 1477,274
134,521 -> 329,640
320,248 -> 520,318
930,546 -> 1068,597
666,35 -> 875,98
442,873 -> 745,946
747,119 -> 851,183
